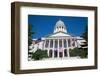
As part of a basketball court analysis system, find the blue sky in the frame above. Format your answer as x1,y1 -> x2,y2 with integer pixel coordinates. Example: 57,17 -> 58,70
28,15 -> 88,39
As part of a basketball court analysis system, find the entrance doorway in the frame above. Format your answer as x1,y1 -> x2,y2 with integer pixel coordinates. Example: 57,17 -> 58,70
64,49 -> 67,57
49,50 -> 52,57
54,50 -> 57,57
59,52 -> 63,57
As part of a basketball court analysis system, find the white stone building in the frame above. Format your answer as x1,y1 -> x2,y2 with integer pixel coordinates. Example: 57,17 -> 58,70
29,19 -> 86,59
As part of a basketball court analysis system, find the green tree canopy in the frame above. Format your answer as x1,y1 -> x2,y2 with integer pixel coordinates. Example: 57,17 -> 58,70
32,49 -> 48,60
81,25 -> 88,41
28,24 -> 35,46
69,48 -> 87,58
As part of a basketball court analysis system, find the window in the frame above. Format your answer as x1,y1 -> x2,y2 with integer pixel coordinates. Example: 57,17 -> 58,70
64,39 -> 67,48
68,39 -> 71,47
50,40 -> 53,48
64,49 -> 67,57
55,40 -> 58,48
45,40 -> 49,48
49,50 -> 52,57
54,50 -> 57,57
59,39 -> 62,48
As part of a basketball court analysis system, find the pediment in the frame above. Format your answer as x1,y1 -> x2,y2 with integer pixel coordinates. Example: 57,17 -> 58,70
48,32 -> 71,37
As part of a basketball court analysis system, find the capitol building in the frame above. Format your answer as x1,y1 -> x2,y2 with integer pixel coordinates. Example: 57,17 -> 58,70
29,19 -> 86,59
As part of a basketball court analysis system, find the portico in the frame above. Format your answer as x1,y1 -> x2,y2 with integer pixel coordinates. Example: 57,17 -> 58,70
43,37 -> 77,58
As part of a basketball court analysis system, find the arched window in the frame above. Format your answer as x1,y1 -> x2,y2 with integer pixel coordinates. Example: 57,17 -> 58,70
57,27 -> 59,31
64,49 -> 67,57
59,52 -> 63,57
54,50 -> 57,57
59,26 -> 61,28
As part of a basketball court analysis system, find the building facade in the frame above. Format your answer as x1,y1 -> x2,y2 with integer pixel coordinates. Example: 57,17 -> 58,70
29,19 -> 86,59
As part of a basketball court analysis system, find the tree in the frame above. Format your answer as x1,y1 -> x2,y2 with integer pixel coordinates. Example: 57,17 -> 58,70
80,25 -> 88,58
28,24 -> 35,46
81,25 -> 88,42
32,49 -> 48,60
28,24 -> 35,59
69,48 -> 81,57
80,26 -> 88,48
80,25 -> 88,51
69,48 -> 87,58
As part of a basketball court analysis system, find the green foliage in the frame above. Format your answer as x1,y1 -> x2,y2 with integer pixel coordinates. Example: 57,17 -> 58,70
80,48 -> 88,58
69,48 -> 88,58
28,24 -> 34,46
81,25 -> 88,42
32,49 -> 48,60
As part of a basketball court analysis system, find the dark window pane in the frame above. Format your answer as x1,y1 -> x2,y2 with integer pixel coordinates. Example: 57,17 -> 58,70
64,39 -> 67,48
68,39 -> 71,47
49,50 -> 52,57
55,40 -> 58,48
54,50 -> 57,57
50,40 -> 53,48
64,49 -> 67,57
59,39 -> 62,48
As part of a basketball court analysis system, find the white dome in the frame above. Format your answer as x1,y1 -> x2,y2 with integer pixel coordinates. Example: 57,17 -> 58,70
55,20 -> 65,27
54,19 -> 67,33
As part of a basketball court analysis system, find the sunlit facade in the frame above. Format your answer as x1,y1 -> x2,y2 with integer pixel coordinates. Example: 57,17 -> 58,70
29,19 -> 85,59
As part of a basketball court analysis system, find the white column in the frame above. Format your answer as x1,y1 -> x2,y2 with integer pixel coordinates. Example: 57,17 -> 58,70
49,39 -> 50,49
57,39 -> 59,58
71,38 -> 73,48
67,39 -> 70,57
53,39 -> 55,58
48,39 -> 50,57
43,39 -> 46,50
62,39 -> 64,58
75,38 -> 78,47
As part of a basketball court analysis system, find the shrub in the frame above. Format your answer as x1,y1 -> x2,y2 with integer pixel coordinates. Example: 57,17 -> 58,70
69,48 -> 87,58
80,48 -> 88,58
32,49 -> 48,60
